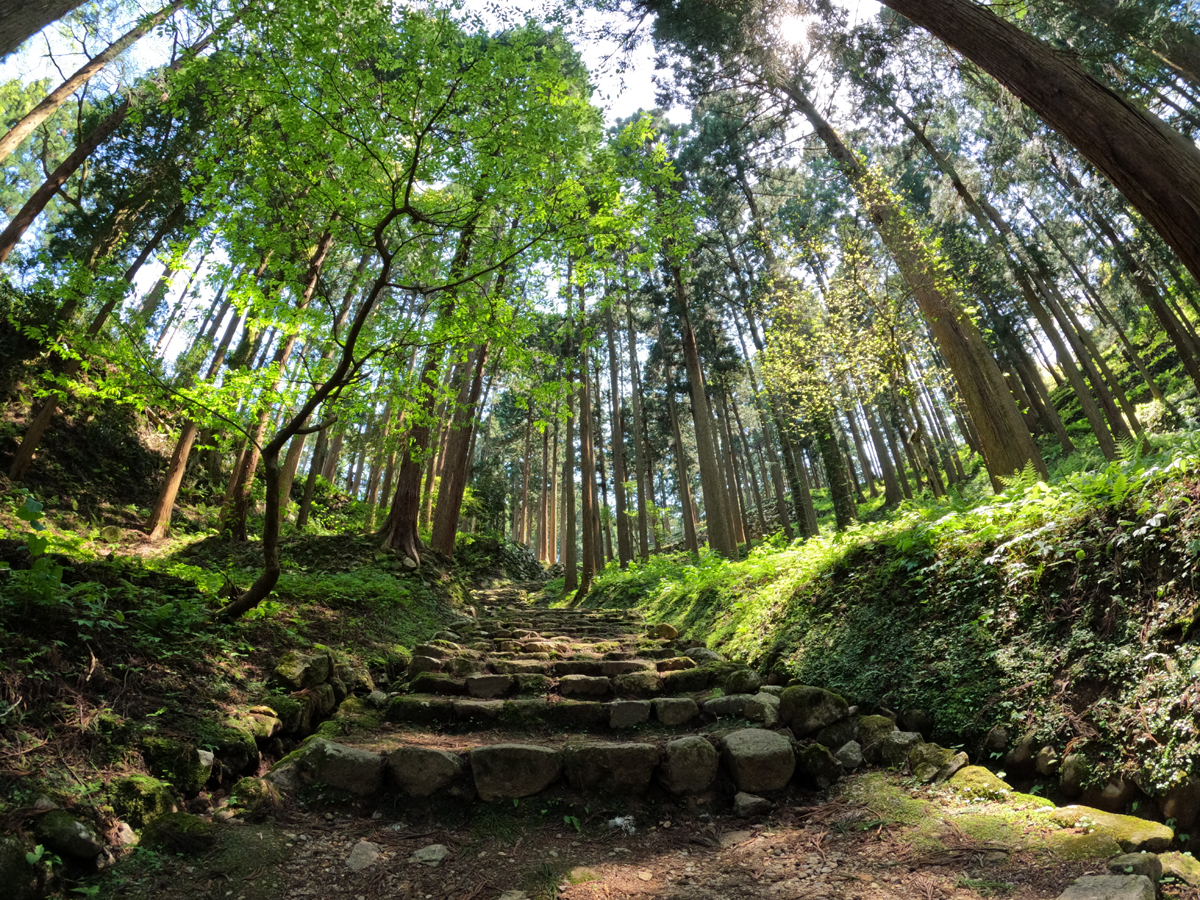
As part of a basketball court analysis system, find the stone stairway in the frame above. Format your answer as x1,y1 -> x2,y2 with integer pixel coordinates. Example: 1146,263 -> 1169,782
263,581 -> 848,809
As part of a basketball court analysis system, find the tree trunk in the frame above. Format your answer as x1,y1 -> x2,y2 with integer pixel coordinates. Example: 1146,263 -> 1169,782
605,305 -> 631,567
430,343 -> 490,558
625,301 -> 651,559
563,362 -> 578,593
576,283 -> 596,598
663,360 -> 700,555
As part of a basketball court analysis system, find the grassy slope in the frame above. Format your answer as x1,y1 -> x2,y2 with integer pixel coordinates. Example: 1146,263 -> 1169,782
575,433 -> 1200,803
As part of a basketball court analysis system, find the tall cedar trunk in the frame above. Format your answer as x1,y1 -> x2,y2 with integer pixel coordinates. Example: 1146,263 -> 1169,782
605,305 -> 631,566
538,421 -> 549,560
220,230 -> 334,540
815,413 -> 856,530
145,305 -> 247,538
841,391 -> 877,498
379,222 -> 477,564
576,283 -> 596,597
877,399 -> 914,500
625,302 -> 651,559
673,271 -> 737,555
861,394 -> 903,506
430,343 -> 489,558
563,362 -> 578,592
663,360 -> 700,555
715,393 -> 748,547
549,418 -> 559,563
593,359 -> 613,568
778,78 -> 1045,490
519,404 -> 533,545
876,0 -> 1200,290
1058,0 -> 1200,87
729,395 -> 767,536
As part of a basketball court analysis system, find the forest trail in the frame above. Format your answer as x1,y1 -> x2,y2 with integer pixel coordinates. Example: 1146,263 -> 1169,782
105,582 -> 1174,900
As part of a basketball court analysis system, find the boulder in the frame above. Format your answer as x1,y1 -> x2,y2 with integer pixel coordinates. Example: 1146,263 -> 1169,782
547,701 -> 607,727
1061,753 -> 1090,799
1160,851 -> 1200,885
0,836 -> 36,900
1054,875 -> 1154,900
35,810 -> 104,860
899,708 -> 932,736
1005,730 -> 1037,775
613,672 -> 661,697
659,736 -> 719,795
778,686 -> 849,736
733,792 -> 772,817
453,699 -> 505,721
908,742 -> 968,783
408,673 -> 465,695
275,650 -> 332,690
407,655 -> 444,677
559,675 -> 611,698
564,743 -> 659,794
865,731 -> 922,768
1106,852 -> 1162,881
229,777 -> 282,818
653,697 -> 699,726
387,747 -> 465,797
950,766 -> 1012,801
797,743 -> 843,790
661,667 -> 713,693
723,669 -> 762,695
722,729 -> 796,793
141,736 -> 213,792
470,744 -> 562,801
657,657 -> 696,672
609,700 -> 651,728
467,675 -> 514,698
856,714 -> 898,752
1036,745 -> 1060,776
110,774 -> 178,828
835,740 -> 864,770
1049,807 -> 1174,852
647,623 -> 679,640
703,694 -> 754,718
273,737 -> 384,796
684,647 -> 722,663
1159,777 -> 1200,830
1081,777 -> 1138,813
744,693 -> 781,727
386,696 -> 453,724
815,718 -> 858,750
514,674 -> 553,695
141,812 -> 217,855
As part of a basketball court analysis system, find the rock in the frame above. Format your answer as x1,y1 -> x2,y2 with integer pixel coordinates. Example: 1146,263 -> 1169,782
648,623 -> 679,640
1036,745 -> 1060,776
856,714 -> 898,752
1054,875 -> 1154,900
899,708 -> 932,736
498,892 -> 529,900
835,740 -> 864,769
514,674 -> 553,695
553,661 -> 603,677
348,840 -> 381,871
275,737 -> 384,796
866,731 -> 922,768
797,743 -> 843,789
1107,852 -> 1162,881
744,692 -> 781,727
336,661 -> 375,694
1081,777 -> 1138,813
386,696 -> 453,724
660,736 -> 719,795
466,674 -> 514,698
657,657 -> 696,671
703,694 -> 754,718
141,736 -> 213,792
470,744 -> 563,801
1050,807 -> 1174,852
366,690 -> 388,708
1061,753 -> 1090,799
1159,777 -> 1200,830
601,660 -> 656,677
653,697 -> 698,726
1005,730 -> 1037,775
387,747 -> 464,797
547,701 -> 607,727
1160,851 -> 1200,885
564,743 -> 659,794
408,673 -> 465,695
35,810 -> 104,859
815,718 -> 858,750
722,729 -> 796,793
407,655 -> 444,676
778,686 -> 849,736
661,667 -> 713,692
609,700 -> 651,728
110,774 -> 178,828
229,777 -> 282,818
141,812 -> 217,855
275,650 -> 332,690
453,699 -> 504,721
950,766 -> 1012,800
559,675 -> 611,698
0,837 -> 35,900
409,843 -> 450,866
733,792 -> 772,817
446,657 -> 484,677
984,725 -> 1009,755
908,742 -> 968,783
724,669 -> 762,695
684,647 -> 722,663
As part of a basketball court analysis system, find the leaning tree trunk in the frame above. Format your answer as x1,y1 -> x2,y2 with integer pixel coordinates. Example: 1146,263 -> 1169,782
430,343 -> 490,558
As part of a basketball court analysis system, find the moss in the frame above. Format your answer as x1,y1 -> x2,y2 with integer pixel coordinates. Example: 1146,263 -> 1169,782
514,674 -> 552,695
1049,806 -> 1174,852
229,777 -> 282,819
141,736 -> 211,792
141,812 -> 217,854
110,774 -> 177,828
1045,830 -> 1124,860
949,766 -> 1012,801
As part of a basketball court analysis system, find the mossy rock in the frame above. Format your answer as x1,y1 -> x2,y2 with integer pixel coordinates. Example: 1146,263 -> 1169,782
723,669 -> 762,695
141,736 -> 213,792
332,696 -> 381,731
855,714 -> 897,749
0,836 -> 36,900
515,674 -> 552,695
261,695 -> 311,736
1049,806 -> 1174,852
142,812 -> 217,855
661,667 -> 713,693
1046,830 -> 1124,860
797,743 -> 843,789
778,686 -> 849,737
35,809 -> 104,860
949,766 -> 1012,801
229,777 -> 282,819
110,774 -> 178,828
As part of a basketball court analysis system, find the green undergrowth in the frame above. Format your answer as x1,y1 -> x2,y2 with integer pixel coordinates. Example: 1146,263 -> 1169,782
577,431 -> 1200,802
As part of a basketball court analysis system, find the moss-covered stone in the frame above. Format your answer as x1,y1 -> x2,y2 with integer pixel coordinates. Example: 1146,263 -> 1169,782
274,649 -> 332,690
908,742 -> 968,783
229,777 -> 282,819
723,669 -> 762,695
1049,806 -> 1174,852
0,836 -> 36,900
141,812 -> 217,855
141,736 -> 213,792
110,774 -> 178,828
661,667 -> 712,693
797,743 -> 843,789
950,766 -> 1012,800
260,695 -> 311,736
332,696 -> 381,731
385,696 -> 453,724
613,671 -> 661,697
1046,830 -> 1124,860
856,714 -> 897,749
409,672 -> 465,695
1161,851 -> 1200,885
778,686 -> 849,736
514,674 -> 552,695
35,809 -> 104,860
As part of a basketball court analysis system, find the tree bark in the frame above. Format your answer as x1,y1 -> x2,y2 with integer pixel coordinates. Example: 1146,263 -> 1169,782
0,0 -> 89,60
430,343 -> 489,558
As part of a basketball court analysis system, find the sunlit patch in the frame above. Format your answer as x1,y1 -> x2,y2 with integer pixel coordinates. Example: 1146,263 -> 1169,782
777,12 -> 813,49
